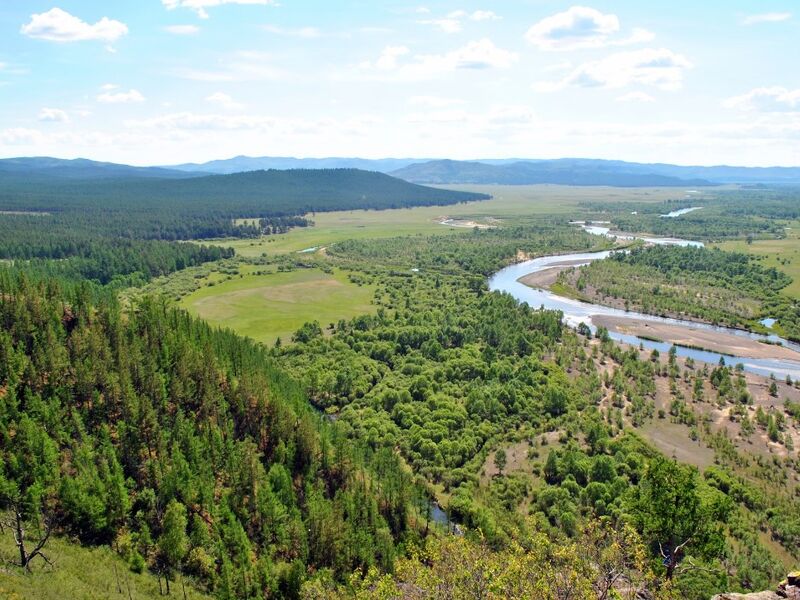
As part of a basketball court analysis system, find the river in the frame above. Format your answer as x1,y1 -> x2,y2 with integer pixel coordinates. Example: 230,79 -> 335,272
488,250 -> 800,379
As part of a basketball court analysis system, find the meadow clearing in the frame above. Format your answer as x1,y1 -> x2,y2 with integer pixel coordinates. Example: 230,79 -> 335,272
178,267 -> 375,346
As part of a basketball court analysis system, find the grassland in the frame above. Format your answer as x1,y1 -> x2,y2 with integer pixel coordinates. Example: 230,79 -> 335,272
211,185 -> 693,257
716,220 -> 800,299
0,534 -> 210,600
178,267 -> 375,346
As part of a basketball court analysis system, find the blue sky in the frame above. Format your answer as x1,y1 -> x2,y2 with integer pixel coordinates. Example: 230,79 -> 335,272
1,1 -> 798,166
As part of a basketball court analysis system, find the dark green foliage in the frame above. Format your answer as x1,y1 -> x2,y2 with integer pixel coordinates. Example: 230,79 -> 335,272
0,169 -> 486,286
0,168 -> 487,243
0,237 -> 233,286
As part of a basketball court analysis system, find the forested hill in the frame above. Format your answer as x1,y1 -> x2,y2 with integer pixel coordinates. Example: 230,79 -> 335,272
0,273 -> 413,597
0,168 -> 488,218
0,168 -> 487,284
390,159 -> 716,187
127,168 -> 488,211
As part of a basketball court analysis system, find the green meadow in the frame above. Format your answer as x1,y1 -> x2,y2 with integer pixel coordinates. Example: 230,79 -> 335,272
205,185 -> 691,257
178,268 -> 376,346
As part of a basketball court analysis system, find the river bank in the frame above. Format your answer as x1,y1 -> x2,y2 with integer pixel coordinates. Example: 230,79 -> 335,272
592,315 -> 800,362
489,250 -> 800,378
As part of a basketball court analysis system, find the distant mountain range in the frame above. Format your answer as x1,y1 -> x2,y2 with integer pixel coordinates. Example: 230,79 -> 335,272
169,155 -> 424,174
0,156 -> 202,179
167,156 -> 800,185
2,155 -> 800,186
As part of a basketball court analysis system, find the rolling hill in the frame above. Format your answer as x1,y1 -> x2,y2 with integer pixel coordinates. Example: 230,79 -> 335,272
0,168 -> 489,216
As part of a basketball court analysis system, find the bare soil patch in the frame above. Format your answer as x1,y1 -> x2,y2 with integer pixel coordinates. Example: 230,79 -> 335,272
517,259 -> 590,288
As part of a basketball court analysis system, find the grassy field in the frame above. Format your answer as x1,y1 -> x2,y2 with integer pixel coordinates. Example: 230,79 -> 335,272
716,220 -> 800,299
178,268 -> 375,346
210,185 -> 694,257
0,534 -> 210,600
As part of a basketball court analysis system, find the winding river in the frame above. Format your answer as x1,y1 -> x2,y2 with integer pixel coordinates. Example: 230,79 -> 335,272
489,248 -> 800,379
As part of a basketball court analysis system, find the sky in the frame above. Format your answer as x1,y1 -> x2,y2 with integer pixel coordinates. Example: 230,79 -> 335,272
0,1 -> 798,166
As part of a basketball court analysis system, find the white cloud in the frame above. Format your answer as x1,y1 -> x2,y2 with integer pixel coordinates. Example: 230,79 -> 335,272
263,24 -> 321,38
419,9 -> 500,32
470,10 -> 500,21
543,61 -> 573,74
535,48 -> 692,92
126,112 -> 382,138
410,38 -> 518,72
161,0 -> 276,19
97,88 -> 145,103
406,109 -> 470,124
724,87 -> 800,112
361,39 -> 517,81
21,8 -> 128,43
525,6 -> 653,51
38,107 -> 70,122
0,128 -> 46,145
365,46 -> 410,70
206,92 -> 244,110
175,51 -> 284,82
165,24 -> 200,34
408,95 -> 465,108
742,12 -> 791,25
419,18 -> 462,33
616,91 -> 655,103
404,104 -> 535,133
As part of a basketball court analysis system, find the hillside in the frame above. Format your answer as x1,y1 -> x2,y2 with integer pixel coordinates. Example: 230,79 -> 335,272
0,534 -> 212,600
0,168 -> 488,217
390,159 -> 716,187
0,275 -> 413,598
